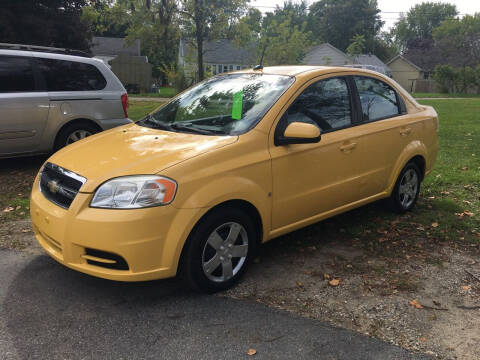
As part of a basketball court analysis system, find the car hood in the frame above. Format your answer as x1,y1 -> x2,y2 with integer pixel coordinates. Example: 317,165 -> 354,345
48,123 -> 238,193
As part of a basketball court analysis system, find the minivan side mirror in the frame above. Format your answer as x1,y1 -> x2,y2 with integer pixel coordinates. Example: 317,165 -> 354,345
275,121 -> 321,146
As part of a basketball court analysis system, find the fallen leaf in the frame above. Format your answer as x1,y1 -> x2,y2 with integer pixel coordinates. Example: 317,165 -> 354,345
329,279 -> 340,287
296,281 -> 304,287
305,271 -> 312,275
247,349 -> 257,356
323,273 -> 330,280
461,167 -> 468,171
409,299 -> 423,309
21,229 -> 29,233
15,206 -> 21,210
462,285 -> 472,291
417,225 -> 425,231
464,211 -> 474,217
431,222 -> 439,228
3,207 -> 14,213
463,200 -> 472,205
420,337 -> 427,342
441,191 -> 450,195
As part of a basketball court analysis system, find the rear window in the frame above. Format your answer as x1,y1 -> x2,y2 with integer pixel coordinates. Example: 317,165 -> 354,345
0,55 -> 36,93
354,76 -> 400,122
36,58 -> 107,91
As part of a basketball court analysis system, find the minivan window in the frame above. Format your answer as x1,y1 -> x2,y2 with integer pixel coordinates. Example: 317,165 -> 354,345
138,73 -> 294,136
36,58 -> 107,91
287,77 -> 351,132
0,56 -> 36,93
354,76 -> 400,122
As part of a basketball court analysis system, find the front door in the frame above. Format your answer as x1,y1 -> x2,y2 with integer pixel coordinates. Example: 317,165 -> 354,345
269,76 -> 365,230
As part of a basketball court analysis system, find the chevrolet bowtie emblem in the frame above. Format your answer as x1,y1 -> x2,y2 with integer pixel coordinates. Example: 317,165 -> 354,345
47,180 -> 60,194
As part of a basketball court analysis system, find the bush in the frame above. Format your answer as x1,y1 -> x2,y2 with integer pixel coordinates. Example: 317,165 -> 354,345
433,64 -> 480,94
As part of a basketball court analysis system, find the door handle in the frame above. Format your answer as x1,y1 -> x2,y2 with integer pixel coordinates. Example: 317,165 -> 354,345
399,127 -> 412,136
340,142 -> 357,152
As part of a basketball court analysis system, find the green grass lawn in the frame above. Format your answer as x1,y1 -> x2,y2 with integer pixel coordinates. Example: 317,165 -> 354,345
413,92 -> 480,98
129,101 -> 163,121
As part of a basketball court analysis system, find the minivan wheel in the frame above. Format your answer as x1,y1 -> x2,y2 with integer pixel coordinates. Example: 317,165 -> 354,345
54,122 -> 100,151
387,162 -> 421,213
180,207 -> 256,293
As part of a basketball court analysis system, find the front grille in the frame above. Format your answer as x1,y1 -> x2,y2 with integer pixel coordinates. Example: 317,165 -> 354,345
39,162 -> 86,209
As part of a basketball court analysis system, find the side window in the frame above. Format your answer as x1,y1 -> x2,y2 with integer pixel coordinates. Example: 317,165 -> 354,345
354,76 -> 400,122
287,77 -> 351,132
36,58 -> 107,91
0,56 -> 36,93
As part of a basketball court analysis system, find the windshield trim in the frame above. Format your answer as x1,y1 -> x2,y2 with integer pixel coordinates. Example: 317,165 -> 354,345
135,73 -> 296,136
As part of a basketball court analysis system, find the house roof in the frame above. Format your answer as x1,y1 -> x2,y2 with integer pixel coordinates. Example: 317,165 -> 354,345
179,39 -> 257,65
353,54 -> 391,73
91,36 -> 141,57
303,43 -> 351,66
386,54 -> 424,71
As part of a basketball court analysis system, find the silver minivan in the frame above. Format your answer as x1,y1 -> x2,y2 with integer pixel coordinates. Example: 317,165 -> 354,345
0,44 -> 132,158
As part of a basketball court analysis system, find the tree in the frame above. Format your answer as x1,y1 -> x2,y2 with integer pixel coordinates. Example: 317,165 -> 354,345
82,0 -> 131,38
308,0 -> 383,52
178,0 -> 249,81
127,0 -> 180,80
0,0 -> 92,51
392,2 -> 457,51
346,34 -> 366,56
433,13 -> 480,68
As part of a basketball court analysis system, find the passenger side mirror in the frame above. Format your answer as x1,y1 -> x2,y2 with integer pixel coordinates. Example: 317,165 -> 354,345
276,121 -> 321,146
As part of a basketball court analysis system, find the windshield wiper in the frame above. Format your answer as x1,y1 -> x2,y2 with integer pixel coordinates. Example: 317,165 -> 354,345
169,122 -> 218,135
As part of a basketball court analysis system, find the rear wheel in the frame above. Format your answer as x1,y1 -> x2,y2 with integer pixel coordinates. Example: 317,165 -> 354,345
54,121 -> 100,151
387,162 -> 421,213
180,207 -> 256,293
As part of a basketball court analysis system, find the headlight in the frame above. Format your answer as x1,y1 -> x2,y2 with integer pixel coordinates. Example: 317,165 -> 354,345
90,175 -> 177,209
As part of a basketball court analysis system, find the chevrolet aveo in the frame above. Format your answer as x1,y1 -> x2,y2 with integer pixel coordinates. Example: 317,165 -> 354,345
30,66 -> 438,292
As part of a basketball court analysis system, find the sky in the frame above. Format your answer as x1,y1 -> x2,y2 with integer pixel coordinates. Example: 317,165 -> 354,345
250,0 -> 480,29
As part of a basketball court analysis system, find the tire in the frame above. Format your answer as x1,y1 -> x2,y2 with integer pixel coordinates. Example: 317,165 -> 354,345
387,162 -> 422,213
180,207 -> 257,293
54,121 -> 100,151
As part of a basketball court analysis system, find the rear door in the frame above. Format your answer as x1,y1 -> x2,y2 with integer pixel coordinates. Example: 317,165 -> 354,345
0,55 -> 50,155
347,75 -> 410,198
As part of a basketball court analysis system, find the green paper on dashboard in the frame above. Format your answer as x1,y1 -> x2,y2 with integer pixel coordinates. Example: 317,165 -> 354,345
232,90 -> 243,120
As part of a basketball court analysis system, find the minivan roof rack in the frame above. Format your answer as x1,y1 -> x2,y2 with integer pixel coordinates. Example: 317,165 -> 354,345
0,43 -> 92,58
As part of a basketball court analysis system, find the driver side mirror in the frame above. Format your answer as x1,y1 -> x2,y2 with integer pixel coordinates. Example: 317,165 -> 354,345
275,121 -> 321,146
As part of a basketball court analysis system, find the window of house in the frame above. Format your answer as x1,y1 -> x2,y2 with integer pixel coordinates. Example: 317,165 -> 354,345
287,77 -> 352,132
0,56 -> 36,93
354,76 -> 400,122
236,65 -> 241,70
229,65 -> 233,71
217,64 -> 222,74
37,58 -> 106,91
223,65 -> 228,72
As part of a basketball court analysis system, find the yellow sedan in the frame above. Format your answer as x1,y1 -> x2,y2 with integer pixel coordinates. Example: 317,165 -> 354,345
30,66 -> 438,292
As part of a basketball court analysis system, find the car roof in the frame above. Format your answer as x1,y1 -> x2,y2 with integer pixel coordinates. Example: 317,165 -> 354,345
0,49 -> 102,64
240,65 -> 391,79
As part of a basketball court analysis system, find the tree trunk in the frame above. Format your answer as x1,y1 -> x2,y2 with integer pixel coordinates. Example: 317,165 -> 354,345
196,31 -> 204,81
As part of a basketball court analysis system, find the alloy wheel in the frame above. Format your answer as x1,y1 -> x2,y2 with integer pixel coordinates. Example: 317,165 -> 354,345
398,169 -> 418,209
201,222 -> 249,283
66,130 -> 92,145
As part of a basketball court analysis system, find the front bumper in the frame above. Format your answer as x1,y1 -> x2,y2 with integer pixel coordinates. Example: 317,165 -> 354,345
30,176 -> 199,282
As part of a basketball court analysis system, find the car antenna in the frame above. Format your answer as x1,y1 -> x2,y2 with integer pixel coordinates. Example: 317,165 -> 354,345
253,64 -> 263,71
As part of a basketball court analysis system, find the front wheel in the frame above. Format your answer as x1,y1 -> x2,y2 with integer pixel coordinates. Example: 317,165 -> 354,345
180,207 -> 256,293
387,162 -> 421,213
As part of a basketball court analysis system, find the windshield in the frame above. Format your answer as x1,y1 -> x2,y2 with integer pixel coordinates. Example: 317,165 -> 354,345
137,73 -> 294,135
